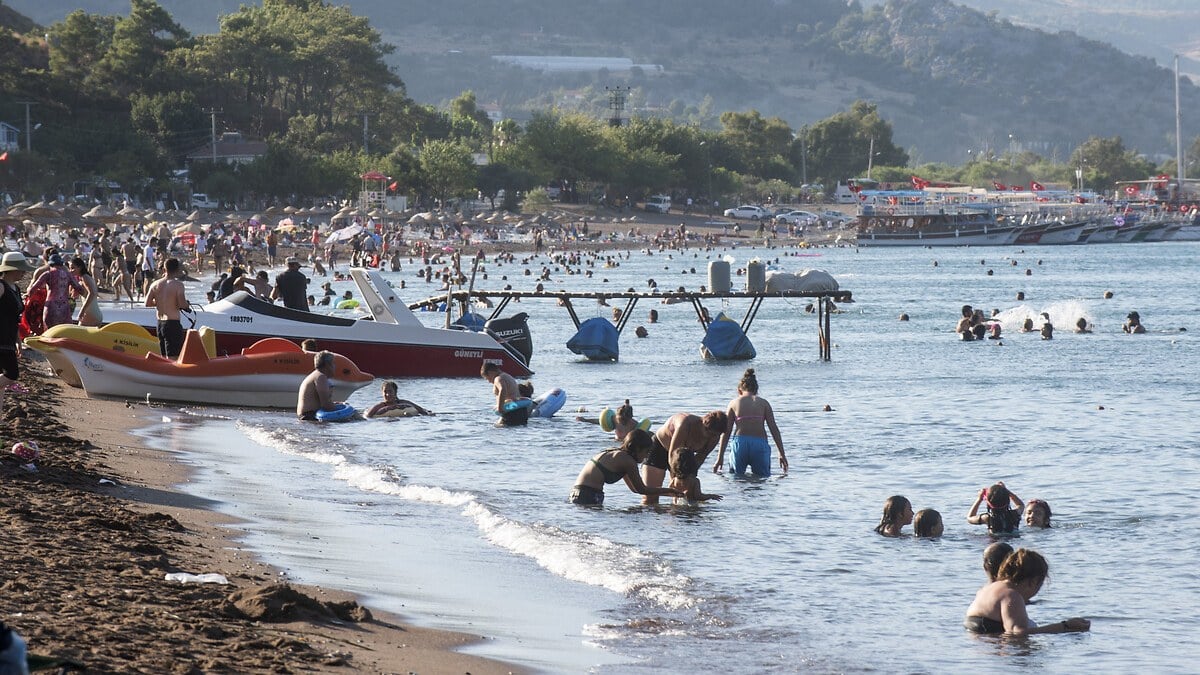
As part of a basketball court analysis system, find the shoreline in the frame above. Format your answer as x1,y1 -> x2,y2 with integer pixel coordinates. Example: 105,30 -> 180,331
1,362 -> 525,673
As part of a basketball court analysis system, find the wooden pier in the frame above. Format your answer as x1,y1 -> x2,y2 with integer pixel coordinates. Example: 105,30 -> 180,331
409,288 -> 853,361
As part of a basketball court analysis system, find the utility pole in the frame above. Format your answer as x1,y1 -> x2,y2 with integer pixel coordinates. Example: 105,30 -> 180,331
800,127 -> 808,185
362,112 -> 369,154
1175,54 -> 1185,188
203,108 -> 222,162
17,101 -> 34,152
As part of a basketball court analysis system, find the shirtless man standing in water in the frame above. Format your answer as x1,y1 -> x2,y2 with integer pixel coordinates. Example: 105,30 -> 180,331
641,411 -> 728,505
144,257 -> 190,357
481,362 -> 529,426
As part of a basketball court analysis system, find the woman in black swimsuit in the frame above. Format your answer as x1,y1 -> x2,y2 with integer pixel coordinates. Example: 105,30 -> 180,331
964,548 -> 1090,635
569,429 -> 681,506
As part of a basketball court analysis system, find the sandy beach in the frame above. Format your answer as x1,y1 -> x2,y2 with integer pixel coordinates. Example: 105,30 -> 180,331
1,362 -> 523,673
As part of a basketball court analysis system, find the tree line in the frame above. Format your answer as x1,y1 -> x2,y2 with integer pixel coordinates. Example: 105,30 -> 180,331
0,0 -> 1193,210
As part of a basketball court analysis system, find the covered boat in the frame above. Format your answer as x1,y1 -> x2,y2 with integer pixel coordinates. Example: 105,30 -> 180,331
24,328 -> 373,407
700,312 -> 756,360
98,269 -> 532,378
566,317 -> 619,361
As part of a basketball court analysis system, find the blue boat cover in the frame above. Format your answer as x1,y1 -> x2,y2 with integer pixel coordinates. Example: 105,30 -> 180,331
452,312 -> 487,331
567,317 -> 620,361
701,312 -> 756,360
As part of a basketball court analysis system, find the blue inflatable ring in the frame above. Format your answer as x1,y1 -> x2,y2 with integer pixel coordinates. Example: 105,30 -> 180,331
502,399 -> 533,413
316,403 -> 356,422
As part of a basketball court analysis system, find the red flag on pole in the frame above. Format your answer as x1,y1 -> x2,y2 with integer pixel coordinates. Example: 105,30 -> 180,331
1124,185 -> 1139,196
992,181 -> 1007,191
0,151 -> 8,162
910,175 -> 929,190
387,181 -> 398,192
1030,181 -> 1045,191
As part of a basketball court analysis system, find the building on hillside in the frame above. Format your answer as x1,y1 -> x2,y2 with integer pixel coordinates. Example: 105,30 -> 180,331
480,103 -> 505,124
185,132 -> 267,165
492,55 -> 663,75
0,122 -> 20,152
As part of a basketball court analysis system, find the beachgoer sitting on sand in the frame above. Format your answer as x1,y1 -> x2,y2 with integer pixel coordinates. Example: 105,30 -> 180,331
913,508 -> 944,538
1024,499 -> 1052,528
669,449 -> 722,505
366,380 -> 432,418
874,495 -> 913,536
968,482 -> 1024,534
569,429 -> 682,506
964,548 -> 1091,635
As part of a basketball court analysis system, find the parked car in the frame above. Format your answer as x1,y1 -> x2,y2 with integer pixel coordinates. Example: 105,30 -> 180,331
821,210 -> 854,225
722,205 -> 771,220
774,210 -> 820,226
192,193 -> 219,209
645,194 -> 672,213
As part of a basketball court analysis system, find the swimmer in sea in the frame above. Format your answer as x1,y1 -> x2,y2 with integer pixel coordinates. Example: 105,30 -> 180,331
712,368 -> 788,477
1040,313 -> 1054,340
669,449 -> 722,504
1023,499 -> 1052,528
964,548 -> 1091,635
982,542 -> 1014,581
913,508 -> 944,538
1123,311 -> 1146,334
481,362 -> 530,426
1020,317 -> 1035,333
642,411 -> 728,505
365,380 -> 433,418
577,399 -> 640,441
874,495 -> 913,537
297,351 -> 341,421
568,429 -> 682,506
968,482 -> 1024,534
1075,317 -> 1092,334
956,305 -> 975,341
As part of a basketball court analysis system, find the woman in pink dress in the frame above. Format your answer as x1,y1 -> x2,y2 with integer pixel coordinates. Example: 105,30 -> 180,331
27,253 -> 88,330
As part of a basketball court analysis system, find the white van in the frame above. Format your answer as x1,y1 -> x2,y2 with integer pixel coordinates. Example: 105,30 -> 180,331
645,194 -> 671,213
192,193 -> 219,209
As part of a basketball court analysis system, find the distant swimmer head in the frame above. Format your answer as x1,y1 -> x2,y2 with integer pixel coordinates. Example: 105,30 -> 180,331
670,449 -> 700,478
913,509 -> 943,538
982,542 -> 1015,581
738,368 -> 759,395
874,495 -> 913,536
1024,499 -> 1052,528
701,410 -> 728,435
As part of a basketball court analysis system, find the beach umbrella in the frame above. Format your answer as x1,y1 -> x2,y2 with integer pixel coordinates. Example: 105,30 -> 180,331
83,205 -> 119,222
23,201 -> 61,218
174,222 -> 202,235
325,223 -> 365,244
186,210 -> 204,222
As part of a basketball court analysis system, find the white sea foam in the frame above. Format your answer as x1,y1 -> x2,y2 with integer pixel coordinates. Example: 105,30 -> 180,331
235,419 -> 696,609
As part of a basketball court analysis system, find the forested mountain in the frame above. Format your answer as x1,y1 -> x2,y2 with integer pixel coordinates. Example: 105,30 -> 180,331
5,0 -> 1195,164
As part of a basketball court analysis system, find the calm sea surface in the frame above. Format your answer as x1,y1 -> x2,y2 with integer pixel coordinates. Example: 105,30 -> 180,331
144,240 -> 1199,673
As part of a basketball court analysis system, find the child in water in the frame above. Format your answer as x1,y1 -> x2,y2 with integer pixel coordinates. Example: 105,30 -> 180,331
968,482 -> 1024,534
874,495 -> 913,537
669,450 -> 722,505
913,508 -> 944,538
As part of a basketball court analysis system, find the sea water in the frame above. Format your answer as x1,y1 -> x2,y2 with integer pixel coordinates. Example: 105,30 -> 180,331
142,241 -> 1199,673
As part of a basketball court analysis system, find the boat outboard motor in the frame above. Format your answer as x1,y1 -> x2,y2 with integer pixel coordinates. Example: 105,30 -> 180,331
485,312 -> 533,366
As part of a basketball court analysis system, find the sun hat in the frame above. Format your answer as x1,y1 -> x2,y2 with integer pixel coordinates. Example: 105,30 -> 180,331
0,252 -> 37,273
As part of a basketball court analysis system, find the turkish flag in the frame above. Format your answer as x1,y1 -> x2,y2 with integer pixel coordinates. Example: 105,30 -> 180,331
1010,185 -> 1021,192
910,175 -> 929,190
1124,185 -> 1139,196
387,181 -> 398,192
1030,181 -> 1045,191
0,151 -> 8,162
993,182 -> 1007,191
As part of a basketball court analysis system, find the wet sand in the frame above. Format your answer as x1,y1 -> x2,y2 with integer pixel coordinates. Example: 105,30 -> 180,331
1,362 -> 522,673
